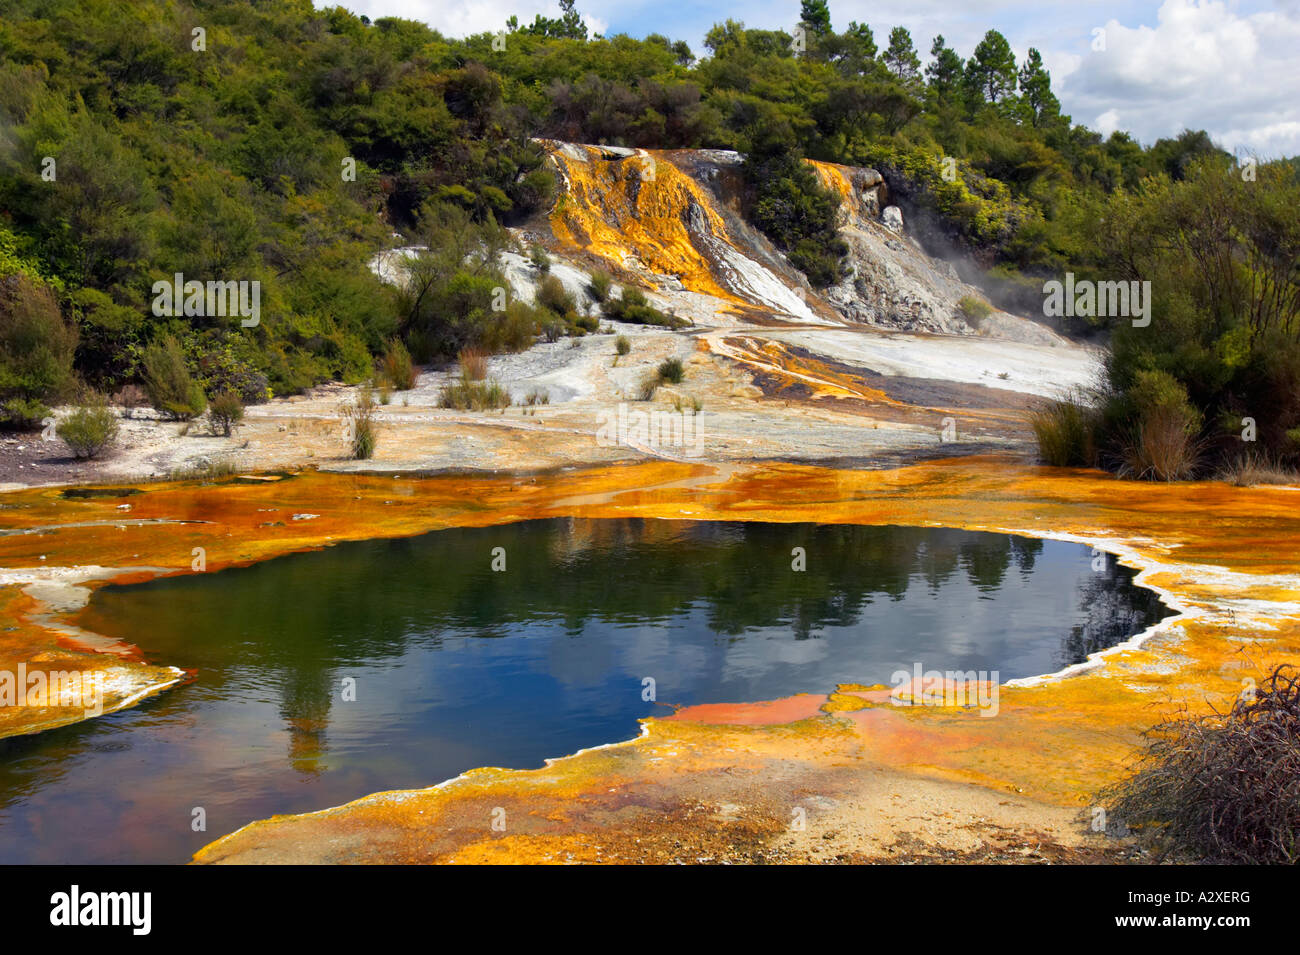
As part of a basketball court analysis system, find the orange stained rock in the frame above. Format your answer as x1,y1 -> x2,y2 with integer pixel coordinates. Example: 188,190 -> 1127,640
807,160 -> 856,201
667,693 -> 830,725
543,142 -> 744,307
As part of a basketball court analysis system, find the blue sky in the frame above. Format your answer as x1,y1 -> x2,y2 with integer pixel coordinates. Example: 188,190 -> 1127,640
325,0 -> 1300,157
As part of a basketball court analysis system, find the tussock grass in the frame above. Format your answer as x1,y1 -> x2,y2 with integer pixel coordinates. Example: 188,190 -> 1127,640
440,373 -> 510,411
1120,404 -> 1203,481
1030,391 -> 1098,467
457,347 -> 489,382
1103,665 -> 1300,863
1216,450 -> 1299,487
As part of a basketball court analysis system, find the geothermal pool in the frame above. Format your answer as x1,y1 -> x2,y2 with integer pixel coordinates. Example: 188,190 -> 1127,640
0,518 -> 1169,863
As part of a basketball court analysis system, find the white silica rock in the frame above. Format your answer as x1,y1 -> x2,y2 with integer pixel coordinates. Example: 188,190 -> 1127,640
881,206 -> 905,233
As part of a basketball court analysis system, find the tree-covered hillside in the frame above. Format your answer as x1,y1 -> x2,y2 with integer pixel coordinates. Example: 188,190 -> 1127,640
1,0 -> 1296,476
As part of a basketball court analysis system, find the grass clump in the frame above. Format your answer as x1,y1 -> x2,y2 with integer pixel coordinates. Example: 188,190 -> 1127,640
615,334 -> 631,356
636,372 -> 661,402
1030,391 -> 1098,467
657,357 -> 685,384
1215,451 -> 1299,487
341,385 -> 378,459
56,398 -> 119,459
379,339 -> 417,391
457,347 -> 489,382
1102,664 -> 1300,863
439,372 -> 510,411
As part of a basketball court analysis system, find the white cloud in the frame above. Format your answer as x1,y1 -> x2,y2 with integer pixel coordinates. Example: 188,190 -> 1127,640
1060,0 -> 1300,156
331,0 -> 606,39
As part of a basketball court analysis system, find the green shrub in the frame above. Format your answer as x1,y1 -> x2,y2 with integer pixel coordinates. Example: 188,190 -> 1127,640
529,244 -> 550,272
143,336 -> 206,420
601,288 -> 687,328
0,273 -> 77,430
743,148 -> 848,289
56,400 -> 120,459
1,397 -> 51,430
657,357 -> 685,384
957,295 -> 994,326
1116,370 -> 1203,481
587,270 -> 613,303
208,390 -> 245,437
536,274 -> 575,315
615,334 -> 631,356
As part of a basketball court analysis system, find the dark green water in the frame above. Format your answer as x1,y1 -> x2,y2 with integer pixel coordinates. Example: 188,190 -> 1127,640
0,518 -> 1169,863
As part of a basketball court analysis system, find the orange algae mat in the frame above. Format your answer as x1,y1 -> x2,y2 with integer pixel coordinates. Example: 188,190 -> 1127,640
1,457 -> 1297,862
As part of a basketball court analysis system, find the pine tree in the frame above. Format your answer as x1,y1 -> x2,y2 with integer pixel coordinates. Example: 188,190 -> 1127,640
799,0 -> 833,37
964,30 -> 1018,107
1018,48 -> 1061,127
882,27 -> 921,85
925,35 -> 965,107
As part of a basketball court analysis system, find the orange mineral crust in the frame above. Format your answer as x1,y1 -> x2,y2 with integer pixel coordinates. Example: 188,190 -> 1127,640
1,458 -> 1297,862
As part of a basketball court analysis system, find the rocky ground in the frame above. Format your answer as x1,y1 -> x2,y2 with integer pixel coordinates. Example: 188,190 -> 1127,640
2,316 -> 1100,490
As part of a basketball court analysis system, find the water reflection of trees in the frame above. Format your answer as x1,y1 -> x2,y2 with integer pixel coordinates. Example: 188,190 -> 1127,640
1060,553 -> 1169,667
82,519 -> 1163,768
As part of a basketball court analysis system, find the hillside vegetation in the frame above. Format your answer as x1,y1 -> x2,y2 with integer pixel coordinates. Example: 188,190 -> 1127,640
0,0 -> 1296,475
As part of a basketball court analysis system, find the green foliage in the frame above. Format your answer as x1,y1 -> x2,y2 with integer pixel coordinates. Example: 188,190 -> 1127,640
56,398 -> 119,459
957,295 -> 993,326
142,335 -> 206,420
964,30 -> 1018,109
744,148 -> 848,288
1087,161 -> 1300,472
857,143 -> 1031,250
587,270 -> 613,303
207,390 -> 245,437
400,202 -> 538,361
439,372 -> 510,411
0,273 -> 77,429
882,28 -> 921,86
615,334 -> 631,356
536,274 -> 575,315
1030,393 -> 1098,467
600,287 -> 685,327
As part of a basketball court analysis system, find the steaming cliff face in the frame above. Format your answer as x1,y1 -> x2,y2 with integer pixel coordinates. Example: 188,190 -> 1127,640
536,141 -> 1057,342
